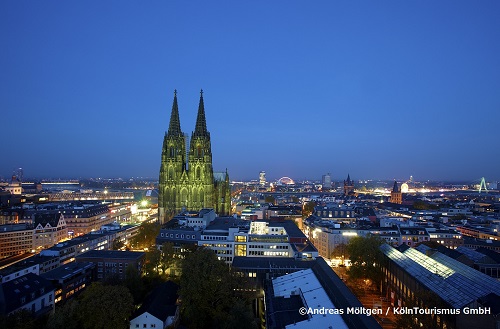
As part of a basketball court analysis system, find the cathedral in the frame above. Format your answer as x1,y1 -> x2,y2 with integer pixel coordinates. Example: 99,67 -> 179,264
158,90 -> 231,224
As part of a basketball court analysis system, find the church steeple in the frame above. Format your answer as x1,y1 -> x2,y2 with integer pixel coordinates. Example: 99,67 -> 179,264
392,180 -> 400,192
167,89 -> 182,137
193,89 -> 208,137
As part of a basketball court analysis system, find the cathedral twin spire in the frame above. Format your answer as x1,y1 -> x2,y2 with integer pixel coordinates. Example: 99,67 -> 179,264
167,89 -> 208,138
167,90 -> 182,137
159,89 -> 231,222
193,89 -> 208,137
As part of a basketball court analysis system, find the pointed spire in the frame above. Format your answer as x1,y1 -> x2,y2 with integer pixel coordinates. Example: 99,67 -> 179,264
392,181 -> 400,192
167,89 -> 182,136
347,174 -> 351,182
193,89 -> 208,137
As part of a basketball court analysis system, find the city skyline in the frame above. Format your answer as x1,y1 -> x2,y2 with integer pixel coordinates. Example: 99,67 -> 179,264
2,1 -> 499,181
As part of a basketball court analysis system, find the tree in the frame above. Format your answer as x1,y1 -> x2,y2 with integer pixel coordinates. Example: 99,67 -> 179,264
130,222 -> 160,249
112,238 -> 124,250
78,282 -> 134,329
143,247 -> 161,276
179,248 -> 255,329
331,243 -> 349,263
1,309 -> 37,329
346,236 -> 384,286
160,242 -> 178,275
47,282 -> 134,329
46,299 -> 81,329
124,264 -> 145,303
302,201 -> 316,217
222,299 -> 258,329
264,195 -> 275,204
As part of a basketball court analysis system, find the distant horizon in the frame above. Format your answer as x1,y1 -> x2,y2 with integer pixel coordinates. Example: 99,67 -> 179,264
1,172 -> 497,185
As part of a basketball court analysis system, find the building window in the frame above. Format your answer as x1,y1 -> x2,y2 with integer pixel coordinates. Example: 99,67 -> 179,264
235,235 -> 246,242
235,244 -> 247,257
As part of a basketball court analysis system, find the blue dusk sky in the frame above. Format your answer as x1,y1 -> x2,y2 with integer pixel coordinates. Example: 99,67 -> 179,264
1,1 -> 499,182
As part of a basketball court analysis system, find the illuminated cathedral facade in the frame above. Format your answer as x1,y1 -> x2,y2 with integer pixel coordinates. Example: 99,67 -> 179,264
158,90 -> 231,224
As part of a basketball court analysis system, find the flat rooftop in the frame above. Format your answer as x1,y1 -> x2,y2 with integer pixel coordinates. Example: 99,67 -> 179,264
381,244 -> 500,308
272,269 -> 348,329
41,262 -> 94,280
76,250 -> 145,260
0,255 -> 58,276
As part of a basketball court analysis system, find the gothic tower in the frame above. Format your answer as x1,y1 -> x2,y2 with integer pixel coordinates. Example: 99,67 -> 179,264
343,174 -> 355,196
159,90 -> 187,223
188,90 -> 214,211
390,181 -> 402,204
159,90 -> 231,224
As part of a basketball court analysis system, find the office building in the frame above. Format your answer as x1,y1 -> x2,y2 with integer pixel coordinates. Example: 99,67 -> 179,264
75,250 -> 145,281
0,223 -> 33,259
156,209 -> 317,264
322,173 -> 332,189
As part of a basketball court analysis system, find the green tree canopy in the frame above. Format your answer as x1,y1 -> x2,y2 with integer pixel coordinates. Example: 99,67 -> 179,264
303,201 -> 316,217
46,282 -> 134,329
130,222 -> 160,249
160,242 -> 180,276
1,309 -> 37,329
78,282 -> 134,329
330,243 -> 349,260
264,195 -> 276,204
124,263 -> 145,303
143,247 -> 161,276
46,299 -> 81,329
112,238 -> 125,250
346,235 -> 384,286
179,247 -> 256,329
